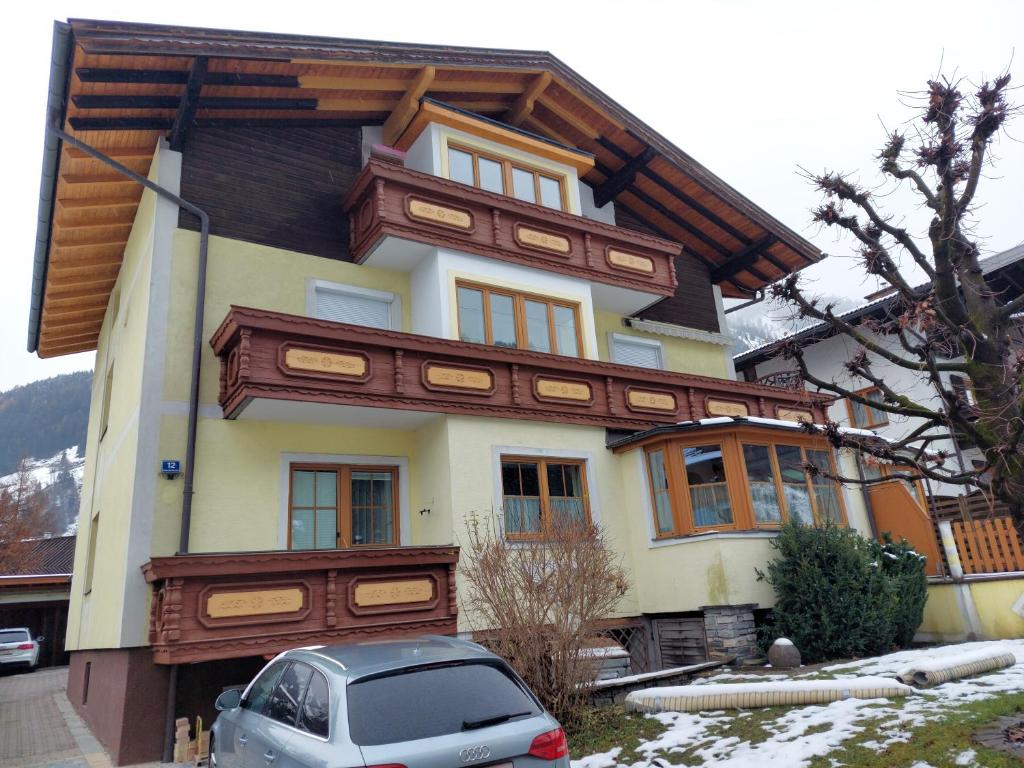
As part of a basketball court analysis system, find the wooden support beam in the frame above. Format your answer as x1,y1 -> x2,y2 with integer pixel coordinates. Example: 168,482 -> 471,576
505,72 -> 551,126
382,66 -> 436,146
76,68 -> 299,88
73,95 -> 320,111
535,94 -> 600,139
55,215 -> 134,230
597,136 -> 754,247
66,146 -> 156,161
593,147 -> 656,208
60,174 -> 138,186
169,56 -> 209,151
69,117 -> 375,131
709,236 -> 777,283
57,196 -> 140,211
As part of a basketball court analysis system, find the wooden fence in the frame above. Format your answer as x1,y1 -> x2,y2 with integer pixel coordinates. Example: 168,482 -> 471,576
931,494 -> 1024,575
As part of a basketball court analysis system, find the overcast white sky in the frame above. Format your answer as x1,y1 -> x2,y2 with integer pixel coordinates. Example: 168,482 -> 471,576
2,0 -> 1022,392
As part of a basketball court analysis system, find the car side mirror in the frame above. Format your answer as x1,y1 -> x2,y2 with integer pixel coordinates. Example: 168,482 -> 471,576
215,689 -> 242,711
36,636 -> 45,643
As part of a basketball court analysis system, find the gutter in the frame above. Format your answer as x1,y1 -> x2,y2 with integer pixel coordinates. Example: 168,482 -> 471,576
42,106 -> 211,768
44,124 -> 211,557
27,22 -> 73,353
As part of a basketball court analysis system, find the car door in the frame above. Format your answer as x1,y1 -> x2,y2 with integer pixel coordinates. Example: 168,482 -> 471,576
243,661 -> 311,768
225,662 -> 287,768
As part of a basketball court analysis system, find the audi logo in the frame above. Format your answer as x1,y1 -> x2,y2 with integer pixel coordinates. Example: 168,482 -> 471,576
459,745 -> 491,762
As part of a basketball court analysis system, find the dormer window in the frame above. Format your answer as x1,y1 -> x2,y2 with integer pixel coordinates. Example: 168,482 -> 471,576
447,144 -> 566,211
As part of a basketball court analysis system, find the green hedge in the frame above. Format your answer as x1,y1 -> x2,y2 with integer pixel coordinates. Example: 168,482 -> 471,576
756,522 -> 928,663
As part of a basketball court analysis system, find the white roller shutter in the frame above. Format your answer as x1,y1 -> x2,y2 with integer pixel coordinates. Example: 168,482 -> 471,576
314,286 -> 393,329
610,335 -> 663,369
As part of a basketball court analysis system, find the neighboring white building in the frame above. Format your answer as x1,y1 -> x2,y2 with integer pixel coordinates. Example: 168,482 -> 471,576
734,245 -> 1024,519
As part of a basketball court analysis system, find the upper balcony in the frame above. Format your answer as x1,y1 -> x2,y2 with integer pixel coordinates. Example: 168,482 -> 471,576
343,158 -> 681,312
211,306 -> 830,430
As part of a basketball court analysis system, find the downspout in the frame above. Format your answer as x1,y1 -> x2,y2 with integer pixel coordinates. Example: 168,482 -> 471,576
45,125 -> 210,555
44,126 -> 210,763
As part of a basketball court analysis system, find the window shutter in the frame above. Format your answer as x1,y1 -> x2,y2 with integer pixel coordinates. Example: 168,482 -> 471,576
315,288 -> 392,329
612,337 -> 662,369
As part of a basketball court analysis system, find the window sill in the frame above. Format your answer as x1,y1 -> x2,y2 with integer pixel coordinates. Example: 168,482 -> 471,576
648,529 -> 781,550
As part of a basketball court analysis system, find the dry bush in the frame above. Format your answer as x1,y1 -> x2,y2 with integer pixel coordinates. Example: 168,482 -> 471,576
459,512 -> 629,729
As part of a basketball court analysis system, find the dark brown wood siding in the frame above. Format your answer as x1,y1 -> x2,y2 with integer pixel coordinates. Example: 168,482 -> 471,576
178,125 -> 362,260
615,207 -> 721,333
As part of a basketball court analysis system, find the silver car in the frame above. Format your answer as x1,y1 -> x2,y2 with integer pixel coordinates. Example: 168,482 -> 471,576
211,636 -> 570,768
0,628 -> 42,671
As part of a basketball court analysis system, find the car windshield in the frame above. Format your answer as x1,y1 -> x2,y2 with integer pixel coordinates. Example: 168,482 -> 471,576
0,630 -> 29,643
347,661 -> 539,746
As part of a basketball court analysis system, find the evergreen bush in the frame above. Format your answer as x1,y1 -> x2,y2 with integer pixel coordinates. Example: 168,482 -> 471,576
756,522 -> 928,663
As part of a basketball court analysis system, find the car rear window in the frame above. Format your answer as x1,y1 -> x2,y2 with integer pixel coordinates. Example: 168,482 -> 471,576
347,661 -> 539,746
0,630 -> 29,643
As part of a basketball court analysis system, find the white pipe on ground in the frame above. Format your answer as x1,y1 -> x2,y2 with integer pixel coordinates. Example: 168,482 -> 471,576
896,648 -> 1016,688
625,677 -> 911,713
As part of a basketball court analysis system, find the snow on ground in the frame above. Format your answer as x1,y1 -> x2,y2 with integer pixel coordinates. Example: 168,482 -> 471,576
572,639 -> 1024,768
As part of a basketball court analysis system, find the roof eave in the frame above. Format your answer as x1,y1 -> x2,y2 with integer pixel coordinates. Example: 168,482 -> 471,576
27,21 -> 74,354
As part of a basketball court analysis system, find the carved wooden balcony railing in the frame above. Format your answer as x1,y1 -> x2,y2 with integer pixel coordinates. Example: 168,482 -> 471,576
142,545 -> 458,664
754,370 -> 804,390
211,306 -> 831,430
343,158 -> 681,297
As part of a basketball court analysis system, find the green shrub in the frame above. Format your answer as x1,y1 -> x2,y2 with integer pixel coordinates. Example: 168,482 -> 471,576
756,522 -> 928,663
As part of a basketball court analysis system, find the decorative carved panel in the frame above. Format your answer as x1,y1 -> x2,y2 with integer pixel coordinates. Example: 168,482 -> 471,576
706,398 -> 750,417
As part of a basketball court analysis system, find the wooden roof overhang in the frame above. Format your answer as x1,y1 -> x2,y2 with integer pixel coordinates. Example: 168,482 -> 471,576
30,18 -> 822,358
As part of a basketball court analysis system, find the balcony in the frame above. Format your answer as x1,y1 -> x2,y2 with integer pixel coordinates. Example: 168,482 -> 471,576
142,545 -> 458,664
343,158 -> 681,309
211,306 -> 830,430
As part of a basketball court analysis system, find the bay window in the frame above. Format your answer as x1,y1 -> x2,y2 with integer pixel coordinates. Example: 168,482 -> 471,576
644,431 -> 846,539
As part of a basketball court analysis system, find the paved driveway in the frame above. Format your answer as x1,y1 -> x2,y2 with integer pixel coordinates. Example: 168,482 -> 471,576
0,666 -> 181,768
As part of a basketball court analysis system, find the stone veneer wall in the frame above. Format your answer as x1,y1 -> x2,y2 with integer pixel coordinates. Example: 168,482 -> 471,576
701,604 -> 762,663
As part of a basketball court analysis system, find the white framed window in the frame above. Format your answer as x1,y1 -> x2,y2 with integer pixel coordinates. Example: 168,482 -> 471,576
307,280 -> 401,330
608,333 -> 663,369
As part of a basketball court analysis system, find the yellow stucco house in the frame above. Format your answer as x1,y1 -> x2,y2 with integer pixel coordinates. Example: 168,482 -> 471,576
28,19 -> 854,764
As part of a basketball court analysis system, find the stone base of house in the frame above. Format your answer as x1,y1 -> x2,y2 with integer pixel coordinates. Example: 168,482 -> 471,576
67,649 -> 267,765
701,603 -> 762,663
67,648 -> 170,766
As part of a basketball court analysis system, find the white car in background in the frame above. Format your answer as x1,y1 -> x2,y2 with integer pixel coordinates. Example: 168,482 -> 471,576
0,628 -> 43,671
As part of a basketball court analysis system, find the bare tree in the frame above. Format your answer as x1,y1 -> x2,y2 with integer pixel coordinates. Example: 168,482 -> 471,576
459,512 -> 629,728
769,71 -> 1024,529
0,462 -> 54,573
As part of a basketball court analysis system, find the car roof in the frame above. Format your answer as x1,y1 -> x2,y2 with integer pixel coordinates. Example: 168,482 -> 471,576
286,635 -> 499,679
0,628 -> 30,632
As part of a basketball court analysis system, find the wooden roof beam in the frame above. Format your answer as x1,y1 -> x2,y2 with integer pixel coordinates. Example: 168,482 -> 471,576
505,72 -> 551,127
710,236 -> 778,283
169,56 -> 209,151
382,66 -> 436,146
593,147 -> 656,208
76,67 -> 298,87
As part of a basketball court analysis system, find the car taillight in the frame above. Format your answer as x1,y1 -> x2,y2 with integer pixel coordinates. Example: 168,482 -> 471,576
16,643 -> 33,650
528,727 -> 568,760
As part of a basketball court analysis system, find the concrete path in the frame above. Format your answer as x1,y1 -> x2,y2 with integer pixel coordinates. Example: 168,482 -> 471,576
0,668 -> 184,768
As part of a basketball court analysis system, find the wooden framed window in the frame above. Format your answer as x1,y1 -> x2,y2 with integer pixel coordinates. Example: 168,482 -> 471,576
289,464 -> 398,549
446,143 -> 567,211
642,431 -> 847,539
847,387 -> 888,428
500,456 -> 590,539
455,281 -> 582,357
